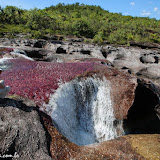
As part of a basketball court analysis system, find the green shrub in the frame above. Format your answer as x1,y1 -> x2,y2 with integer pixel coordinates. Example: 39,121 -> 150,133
84,38 -> 93,43
31,30 -> 45,39
93,32 -> 104,44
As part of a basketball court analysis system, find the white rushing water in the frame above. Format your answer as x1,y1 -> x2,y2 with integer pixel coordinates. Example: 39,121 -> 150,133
0,59 -> 11,98
45,77 -> 124,146
0,58 -> 12,71
10,50 -> 34,61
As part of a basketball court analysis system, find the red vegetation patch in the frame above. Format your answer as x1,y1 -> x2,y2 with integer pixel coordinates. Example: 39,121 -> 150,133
1,59 -> 95,107
0,48 -> 14,56
0,56 -> 137,120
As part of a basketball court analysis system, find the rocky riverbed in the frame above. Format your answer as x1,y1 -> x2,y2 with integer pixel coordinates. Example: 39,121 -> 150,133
0,37 -> 159,85
0,38 -> 160,159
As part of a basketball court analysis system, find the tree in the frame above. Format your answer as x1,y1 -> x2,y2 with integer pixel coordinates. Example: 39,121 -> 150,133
24,8 -> 49,30
72,19 -> 93,38
0,6 -> 5,22
4,6 -> 18,24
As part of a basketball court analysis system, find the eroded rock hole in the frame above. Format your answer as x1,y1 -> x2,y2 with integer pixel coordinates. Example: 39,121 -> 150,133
154,56 -> 159,63
45,77 -> 123,146
101,51 -> 107,58
56,47 -> 66,54
123,83 -> 160,134
25,50 -> 44,59
80,50 -> 91,55
33,41 -> 43,48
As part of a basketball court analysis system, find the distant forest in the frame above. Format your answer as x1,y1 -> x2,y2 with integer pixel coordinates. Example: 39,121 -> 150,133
0,3 -> 160,45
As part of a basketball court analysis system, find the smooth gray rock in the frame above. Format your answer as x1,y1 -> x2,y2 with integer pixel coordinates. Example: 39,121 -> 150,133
140,54 -> 157,63
0,38 -> 160,85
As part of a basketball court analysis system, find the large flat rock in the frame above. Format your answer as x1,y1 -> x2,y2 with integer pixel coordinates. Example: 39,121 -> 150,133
1,58 -> 137,120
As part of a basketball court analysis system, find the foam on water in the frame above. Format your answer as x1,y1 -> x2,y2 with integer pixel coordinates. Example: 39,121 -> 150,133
45,77 -> 124,146
0,58 -> 11,97
10,51 -> 34,61
0,58 -> 12,71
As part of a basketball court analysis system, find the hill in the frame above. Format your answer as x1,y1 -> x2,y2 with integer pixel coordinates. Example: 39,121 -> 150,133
0,3 -> 160,45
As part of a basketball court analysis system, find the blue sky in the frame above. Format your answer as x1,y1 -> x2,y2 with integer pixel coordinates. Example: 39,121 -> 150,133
0,0 -> 160,19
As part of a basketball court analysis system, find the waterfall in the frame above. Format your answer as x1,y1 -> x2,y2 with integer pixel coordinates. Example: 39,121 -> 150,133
0,58 -> 12,71
44,77 -> 124,146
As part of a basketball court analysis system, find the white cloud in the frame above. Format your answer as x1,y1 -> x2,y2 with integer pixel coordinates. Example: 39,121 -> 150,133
130,2 -> 135,6
124,13 -> 129,15
154,7 -> 158,12
141,10 -> 151,16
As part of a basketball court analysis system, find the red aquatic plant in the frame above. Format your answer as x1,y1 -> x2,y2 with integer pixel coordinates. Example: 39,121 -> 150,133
1,59 -> 95,107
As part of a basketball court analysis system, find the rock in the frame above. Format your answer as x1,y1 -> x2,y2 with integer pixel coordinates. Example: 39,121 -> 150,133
123,79 -> 160,134
137,65 -> 160,84
155,104 -> 160,119
1,58 -> 137,119
0,48 -> 34,61
33,40 -> 47,48
70,58 -> 114,67
88,134 -> 160,160
106,47 -> 160,85
0,99 -> 52,160
1,38 -> 159,85
137,79 -> 160,119
0,44 -> 159,159
90,49 -> 105,59
0,38 -> 107,61
0,38 -> 47,48
125,134 -> 160,160
56,46 -> 67,54
140,54 -> 157,63
80,49 -> 91,55
13,49 -> 27,55
1,98 -> 159,160
42,111 -> 160,159
70,37 -> 84,42
23,48 -> 47,60
0,58 -> 138,146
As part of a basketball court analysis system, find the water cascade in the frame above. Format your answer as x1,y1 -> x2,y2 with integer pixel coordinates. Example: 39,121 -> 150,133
44,77 -> 124,146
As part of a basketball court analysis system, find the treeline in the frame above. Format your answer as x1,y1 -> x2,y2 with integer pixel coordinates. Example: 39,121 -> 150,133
0,3 -> 160,45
